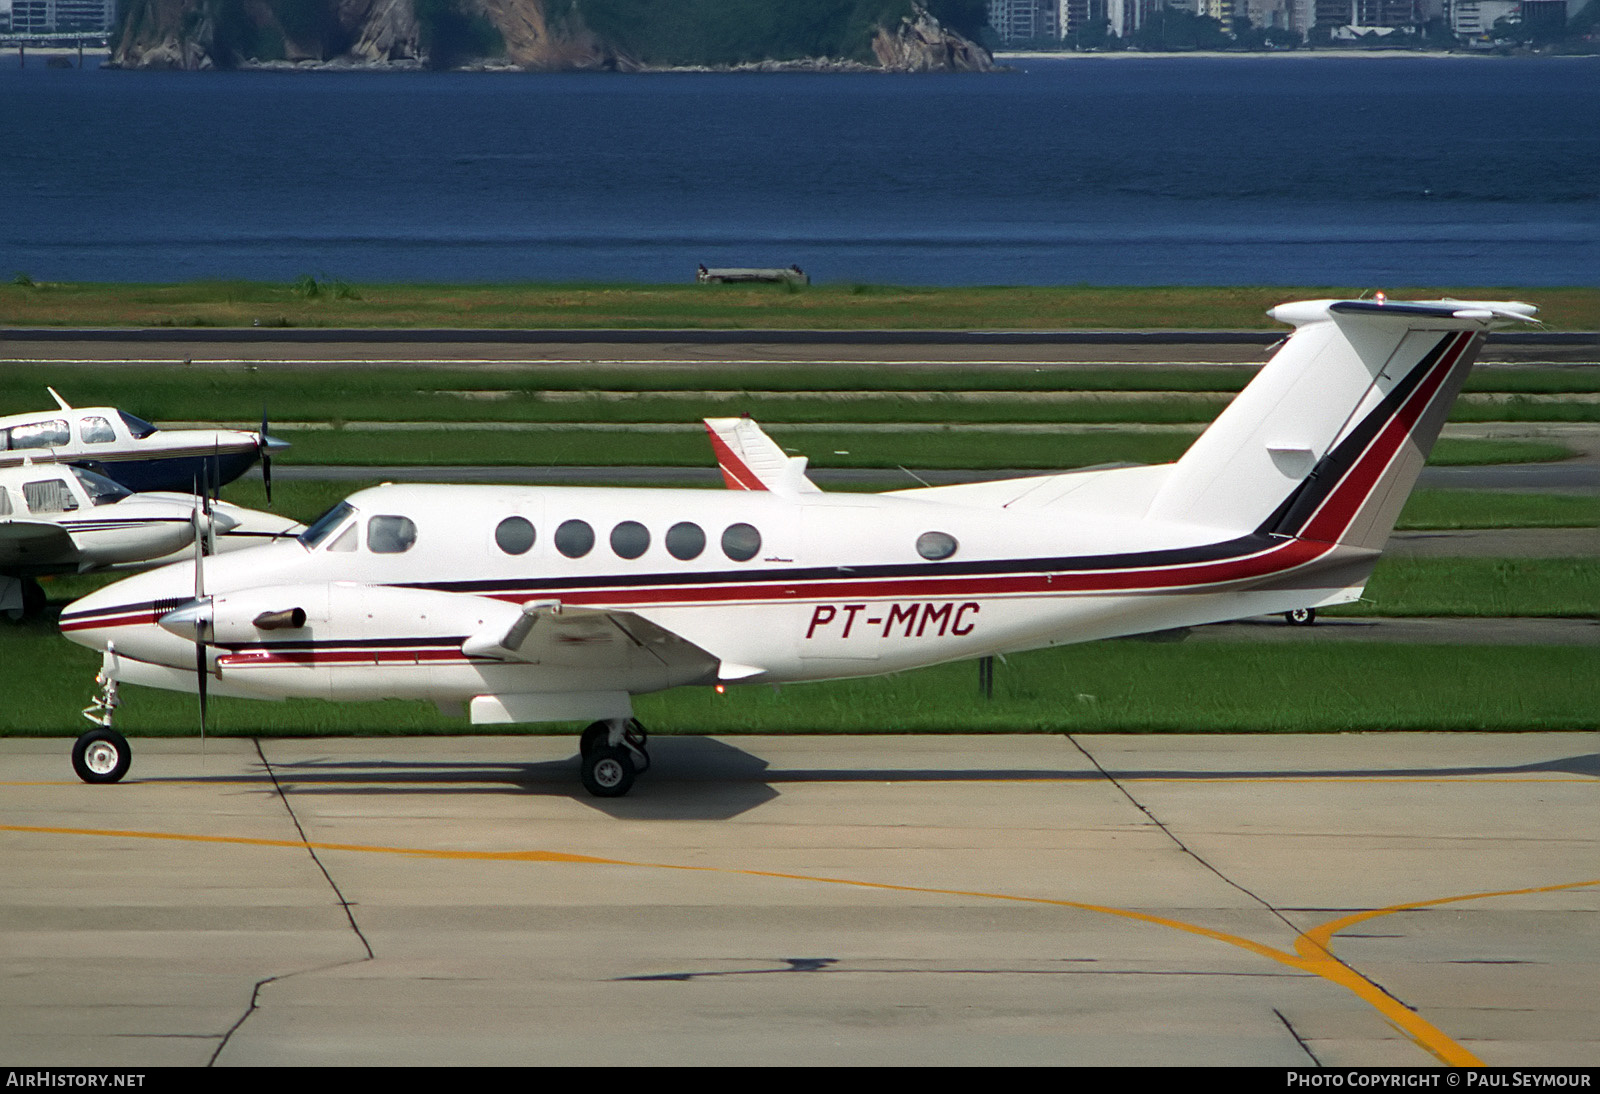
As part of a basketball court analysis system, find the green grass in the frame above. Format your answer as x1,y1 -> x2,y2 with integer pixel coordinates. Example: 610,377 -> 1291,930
8,365 -> 1598,428
4,281 -> 1598,331
1333,558 -> 1598,618
1395,491 -> 1600,530
3,636 -> 1593,737
270,427 -> 1571,471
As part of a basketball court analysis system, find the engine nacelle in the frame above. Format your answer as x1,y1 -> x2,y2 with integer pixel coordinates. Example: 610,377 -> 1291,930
158,582 -> 524,646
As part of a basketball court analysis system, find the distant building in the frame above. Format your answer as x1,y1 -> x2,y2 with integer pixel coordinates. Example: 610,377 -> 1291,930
988,0 -> 1060,41
1449,0 -> 1519,33
9,0 -> 115,33
1313,0 -> 1420,25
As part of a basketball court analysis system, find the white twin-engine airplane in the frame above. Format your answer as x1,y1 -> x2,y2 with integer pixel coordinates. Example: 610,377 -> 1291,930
59,299 -> 1535,795
0,462 -> 301,620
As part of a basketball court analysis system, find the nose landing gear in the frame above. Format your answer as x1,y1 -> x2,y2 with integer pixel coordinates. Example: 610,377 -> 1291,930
74,648 -> 130,784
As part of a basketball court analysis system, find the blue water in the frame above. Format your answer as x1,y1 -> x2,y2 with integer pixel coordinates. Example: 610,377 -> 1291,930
1,54 -> 1597,286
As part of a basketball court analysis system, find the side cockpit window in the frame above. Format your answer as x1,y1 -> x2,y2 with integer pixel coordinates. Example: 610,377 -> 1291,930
368,515 -> 418,554
80,416 -> 116,444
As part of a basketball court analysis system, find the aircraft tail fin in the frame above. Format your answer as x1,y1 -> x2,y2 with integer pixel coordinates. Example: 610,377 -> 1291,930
1146,299 -> 1536,550
704,416 -> 822,496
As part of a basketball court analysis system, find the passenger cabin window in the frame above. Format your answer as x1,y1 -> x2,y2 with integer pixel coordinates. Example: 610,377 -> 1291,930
495,516 -> 536,555
665,521 -> 705,561
24,478 -> 78,513
80,417 -> 116,444
721,522 -> 761,562
9,420 -> 69,450
555,519 -> 594,559
916,531 -> 959,561
368,515 -> 418,554
0,489 -> 11,517
610,520 -> 649,560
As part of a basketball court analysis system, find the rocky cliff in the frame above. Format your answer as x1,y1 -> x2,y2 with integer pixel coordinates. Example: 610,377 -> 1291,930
108,0 -> 990,72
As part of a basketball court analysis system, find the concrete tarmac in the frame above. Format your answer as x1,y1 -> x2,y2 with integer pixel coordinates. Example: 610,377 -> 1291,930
3,732 -> 1596,1067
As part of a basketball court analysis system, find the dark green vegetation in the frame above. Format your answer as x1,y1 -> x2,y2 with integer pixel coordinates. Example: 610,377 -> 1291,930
559,0 -> 985,65
274,428 -> 1570,472
1332,559 -> 1598,619
6,281 -> 1599,331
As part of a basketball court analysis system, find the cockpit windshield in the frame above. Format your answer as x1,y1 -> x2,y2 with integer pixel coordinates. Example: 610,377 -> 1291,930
71,467 -> 133,506
298,500 -> 356,549
116,411 -> 158,439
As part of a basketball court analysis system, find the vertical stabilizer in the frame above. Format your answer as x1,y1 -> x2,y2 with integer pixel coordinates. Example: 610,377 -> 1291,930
1146,300 -> 1535,550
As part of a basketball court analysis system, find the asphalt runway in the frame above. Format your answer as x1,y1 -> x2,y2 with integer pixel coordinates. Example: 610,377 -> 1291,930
2,733 -> 1595,1067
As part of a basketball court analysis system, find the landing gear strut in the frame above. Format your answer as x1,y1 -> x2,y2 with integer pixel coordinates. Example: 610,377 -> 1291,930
74,649 -> 130,784
579,718 -> 649,798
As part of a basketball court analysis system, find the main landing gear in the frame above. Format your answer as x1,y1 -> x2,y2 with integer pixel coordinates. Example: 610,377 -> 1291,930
579,718 -> 650,798
1284,607 -> 1318,626
73,650 -> 130,784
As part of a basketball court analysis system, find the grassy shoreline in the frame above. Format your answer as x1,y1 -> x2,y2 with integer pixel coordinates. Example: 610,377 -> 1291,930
5,281 -> 1599,331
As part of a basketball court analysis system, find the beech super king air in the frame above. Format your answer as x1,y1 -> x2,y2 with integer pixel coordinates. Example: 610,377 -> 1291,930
59,299 -> 1536,795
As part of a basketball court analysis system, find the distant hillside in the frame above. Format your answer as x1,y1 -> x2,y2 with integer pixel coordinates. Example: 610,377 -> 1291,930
109,0 -> 993,71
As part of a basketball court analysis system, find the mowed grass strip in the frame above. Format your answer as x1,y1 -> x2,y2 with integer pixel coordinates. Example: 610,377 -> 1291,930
1332,558 -> 1599,619
6,365 -> 1597,427
272,427 -> 1571,471
6,281 -> 1599,331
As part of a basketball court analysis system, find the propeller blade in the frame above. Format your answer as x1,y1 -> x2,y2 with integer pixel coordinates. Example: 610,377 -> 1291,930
259,410 -> 273,505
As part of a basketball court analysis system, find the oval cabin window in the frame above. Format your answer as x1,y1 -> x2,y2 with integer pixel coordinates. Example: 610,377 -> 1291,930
555,519 -> 595,559
916,531 -> 958,561
721,523 -> 761,562
495,516 -> 536,555
665,521 -> 705,561
610,520 -> 650,560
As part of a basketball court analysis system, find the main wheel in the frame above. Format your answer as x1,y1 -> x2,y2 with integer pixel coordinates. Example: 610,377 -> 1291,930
72,728 -> 131,784
579,720 -> 610,758
582,745 -> 635,798
1284,607 -> 1317,626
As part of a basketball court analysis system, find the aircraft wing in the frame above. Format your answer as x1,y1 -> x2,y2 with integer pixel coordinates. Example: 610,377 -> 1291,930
703,416 -> 822,495
461,600 -> 742,678
0,521 -> 77,568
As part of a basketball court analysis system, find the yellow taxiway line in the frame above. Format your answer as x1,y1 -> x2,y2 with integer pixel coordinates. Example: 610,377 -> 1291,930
5,820 -> 1596,1066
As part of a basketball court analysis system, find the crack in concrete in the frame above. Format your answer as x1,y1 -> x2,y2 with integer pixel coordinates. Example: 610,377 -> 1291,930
207,739 -> 376,1066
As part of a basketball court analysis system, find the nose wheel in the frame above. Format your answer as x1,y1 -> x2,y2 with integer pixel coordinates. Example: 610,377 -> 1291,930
72,728 -> 131,784
579,718 -> 649,797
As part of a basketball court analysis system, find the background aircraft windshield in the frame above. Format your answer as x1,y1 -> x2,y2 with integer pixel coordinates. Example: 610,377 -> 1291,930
298,501 -> 356,548
115,411 -> 158,439
71,468 -> 133,506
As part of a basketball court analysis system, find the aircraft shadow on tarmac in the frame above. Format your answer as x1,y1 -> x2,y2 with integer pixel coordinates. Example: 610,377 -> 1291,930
161,740 -> 1600,822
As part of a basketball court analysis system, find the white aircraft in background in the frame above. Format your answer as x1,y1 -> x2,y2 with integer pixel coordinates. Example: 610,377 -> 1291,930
0,388 -> 288,498
0,462 -> 301,619
59,299 -> 1536,795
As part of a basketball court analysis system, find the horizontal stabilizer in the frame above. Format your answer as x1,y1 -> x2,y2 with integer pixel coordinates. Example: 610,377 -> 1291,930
1146,298 -> 1535,549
